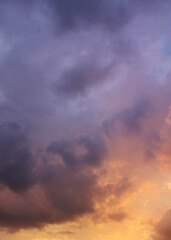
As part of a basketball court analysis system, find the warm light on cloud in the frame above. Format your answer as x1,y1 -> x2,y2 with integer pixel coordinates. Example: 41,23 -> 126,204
0,0 -> 171,239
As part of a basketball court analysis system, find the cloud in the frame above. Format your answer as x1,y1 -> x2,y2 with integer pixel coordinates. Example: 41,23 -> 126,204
49,0 -> 169,34
47,135 -> 106,167
49,0 -> 132,32
153,209 -> 171,240
58,231 -> 75,235
53,59 -> 112,98
42,167 -> 98,218
108,210 -> 128,222
114,177 -> 133,198
0,129 -> 108,230
0,0 -> 171,235
0,187 -> 52,229
103,100 -> 150,136
0,166 -> 100,230
0,121 -> 36,192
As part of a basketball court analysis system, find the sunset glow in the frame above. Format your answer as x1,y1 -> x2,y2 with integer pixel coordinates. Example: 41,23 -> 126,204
0,1 -> 171,240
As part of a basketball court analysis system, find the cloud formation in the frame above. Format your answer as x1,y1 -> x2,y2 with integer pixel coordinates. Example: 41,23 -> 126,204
0,0 -> 171,237
0,121 -> 35,192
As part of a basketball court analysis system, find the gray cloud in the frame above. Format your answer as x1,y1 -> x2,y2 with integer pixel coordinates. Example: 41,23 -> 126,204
49,0 -> 169,33
0,121 -> 36,192
0,0 -> 170,233
47,135 -> 107,167
49,0 -> 132,32
53,60 -> 112,98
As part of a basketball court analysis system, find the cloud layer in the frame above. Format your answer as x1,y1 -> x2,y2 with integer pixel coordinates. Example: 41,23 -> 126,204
0,0 -> 171,237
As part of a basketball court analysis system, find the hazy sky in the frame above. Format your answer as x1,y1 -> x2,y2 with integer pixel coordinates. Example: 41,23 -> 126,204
0,1 -> 171,240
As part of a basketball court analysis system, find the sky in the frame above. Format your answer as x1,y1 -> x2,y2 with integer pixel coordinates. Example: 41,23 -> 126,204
0,0 -> 171,240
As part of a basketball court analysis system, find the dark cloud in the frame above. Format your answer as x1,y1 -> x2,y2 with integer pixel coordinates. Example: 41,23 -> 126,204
0,205 -> 50,229
0,122 -> 36,192
0,131 -> 108,230
50,0 -> 100,31
50,0 -> 132,32
53,60 -> 111,98
42,135 -> 107,221
153,209 -> 171,240
0,169 -> 97,230
49,0 -> 169,33
42,167 -> 98,218
0,175 -> 132,231
0,0 -> 170,235
0,165 -> 101,230
47,135 -> 107,167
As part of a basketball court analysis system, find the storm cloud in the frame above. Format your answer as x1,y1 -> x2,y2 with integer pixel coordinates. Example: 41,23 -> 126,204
0,121 -> 36,192
0,0 -> 171,236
